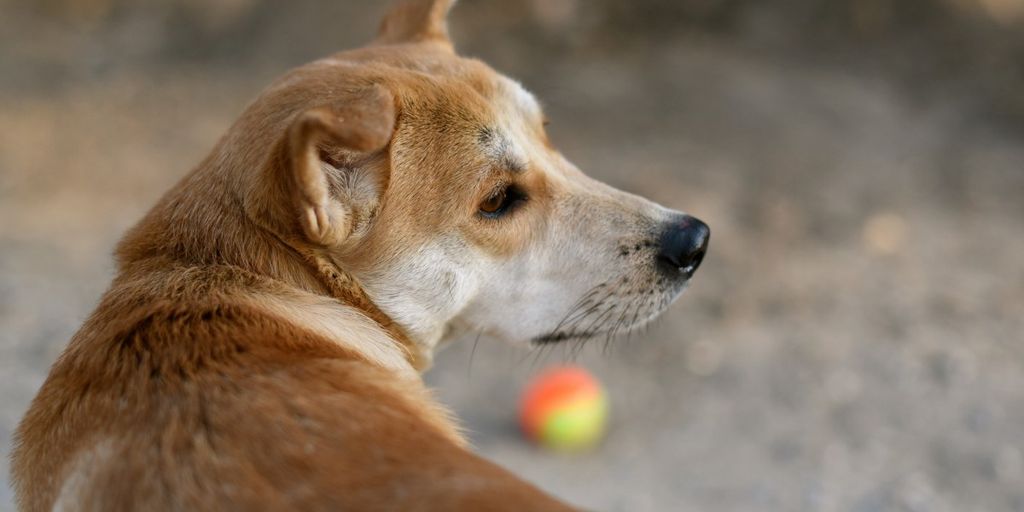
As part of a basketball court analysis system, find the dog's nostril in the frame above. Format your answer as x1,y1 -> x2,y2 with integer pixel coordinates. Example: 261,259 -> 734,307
657,215 -> 710,278
680,244 -> 706,277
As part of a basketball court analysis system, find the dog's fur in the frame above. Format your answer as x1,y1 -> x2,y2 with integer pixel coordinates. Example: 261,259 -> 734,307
11,1 -> 708,510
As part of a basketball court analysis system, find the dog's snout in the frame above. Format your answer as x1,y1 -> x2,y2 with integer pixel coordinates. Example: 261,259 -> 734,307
657,215 -> 709,278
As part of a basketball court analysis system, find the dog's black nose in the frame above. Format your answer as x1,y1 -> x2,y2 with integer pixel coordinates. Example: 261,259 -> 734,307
657,215 -> 709,278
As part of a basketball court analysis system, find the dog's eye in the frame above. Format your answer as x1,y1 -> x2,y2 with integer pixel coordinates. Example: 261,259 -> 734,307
478,186 -> 525,218
480,190 -> 507,214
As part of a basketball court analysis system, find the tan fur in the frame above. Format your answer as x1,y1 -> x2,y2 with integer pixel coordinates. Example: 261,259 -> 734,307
10,1 -> 697,510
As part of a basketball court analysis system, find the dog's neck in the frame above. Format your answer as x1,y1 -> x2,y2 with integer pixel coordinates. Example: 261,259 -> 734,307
284,240 -> 431,371
116,164 -> 433,373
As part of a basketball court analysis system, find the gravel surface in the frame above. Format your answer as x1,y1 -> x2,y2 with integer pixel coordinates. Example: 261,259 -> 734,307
2,1 -> 1023,510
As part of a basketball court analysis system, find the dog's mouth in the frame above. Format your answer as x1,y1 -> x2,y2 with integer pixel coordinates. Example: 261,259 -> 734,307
532,330 -> 603,344
530,277 -> 686,345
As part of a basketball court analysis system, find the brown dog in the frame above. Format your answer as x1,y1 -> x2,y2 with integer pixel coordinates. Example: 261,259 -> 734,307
11,1 -> 709,510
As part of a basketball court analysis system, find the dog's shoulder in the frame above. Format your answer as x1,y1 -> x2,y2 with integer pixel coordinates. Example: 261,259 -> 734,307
11,264 -> 479,511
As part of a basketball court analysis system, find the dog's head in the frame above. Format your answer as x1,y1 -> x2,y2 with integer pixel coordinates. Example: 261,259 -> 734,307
239,0 -> 708,352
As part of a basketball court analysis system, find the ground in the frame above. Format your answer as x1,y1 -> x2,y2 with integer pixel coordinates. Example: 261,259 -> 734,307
1,1 -> 1023,510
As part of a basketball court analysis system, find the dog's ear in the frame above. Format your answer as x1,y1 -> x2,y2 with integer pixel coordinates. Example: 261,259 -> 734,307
280,85 -> 396,247
375,0 -> 456,48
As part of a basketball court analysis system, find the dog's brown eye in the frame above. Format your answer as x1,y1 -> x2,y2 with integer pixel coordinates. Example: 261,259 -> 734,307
478,186 -> 526,219
479,190 -> 507,214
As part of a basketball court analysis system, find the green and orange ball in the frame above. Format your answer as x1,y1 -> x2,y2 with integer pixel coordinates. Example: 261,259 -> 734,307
519,366 -> 609,451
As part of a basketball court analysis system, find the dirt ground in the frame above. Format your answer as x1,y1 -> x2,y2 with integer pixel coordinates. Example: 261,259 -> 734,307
2,1 -> 1023,510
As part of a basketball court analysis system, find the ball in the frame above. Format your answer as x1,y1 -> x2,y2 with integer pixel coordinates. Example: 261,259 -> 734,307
519,366 -> 608,451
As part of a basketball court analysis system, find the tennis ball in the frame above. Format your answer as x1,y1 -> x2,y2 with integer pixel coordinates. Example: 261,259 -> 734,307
519,366 -> 608,451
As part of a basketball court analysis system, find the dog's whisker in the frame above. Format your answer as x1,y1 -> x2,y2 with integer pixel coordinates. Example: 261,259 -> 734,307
572,302 -> 619,356
625,297 -> 644,344
546,283 -> 608,336
467,329 -> 483,379
533,277 -> 678,348
560,302 -> 604,336
573,301 -> 610,342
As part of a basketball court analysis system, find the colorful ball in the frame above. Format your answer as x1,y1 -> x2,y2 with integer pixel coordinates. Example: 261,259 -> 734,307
519,366 -> 608,451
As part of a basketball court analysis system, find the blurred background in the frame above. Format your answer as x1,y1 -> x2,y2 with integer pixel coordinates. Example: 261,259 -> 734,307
2,0 -> 1024,510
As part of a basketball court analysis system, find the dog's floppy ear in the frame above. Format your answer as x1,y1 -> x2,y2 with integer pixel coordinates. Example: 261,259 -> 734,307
375,0 -> 456,48
281,84 -> 395,247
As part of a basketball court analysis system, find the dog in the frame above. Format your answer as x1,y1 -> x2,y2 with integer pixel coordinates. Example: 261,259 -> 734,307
11,1 -> 709,510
